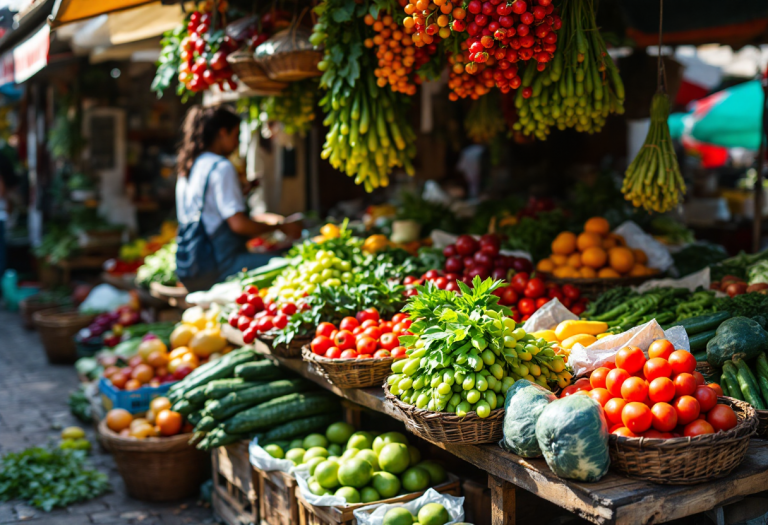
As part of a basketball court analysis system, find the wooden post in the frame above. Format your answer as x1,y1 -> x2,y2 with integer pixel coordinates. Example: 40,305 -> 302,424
753,75 -> 767,253
489,474 -> 516,525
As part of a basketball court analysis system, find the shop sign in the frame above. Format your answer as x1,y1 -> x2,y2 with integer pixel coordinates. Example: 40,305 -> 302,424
0,52 -> 14,86
13,24 -> 49,83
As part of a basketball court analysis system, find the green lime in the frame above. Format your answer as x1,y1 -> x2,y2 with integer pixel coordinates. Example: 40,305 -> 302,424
371,471 -> 401,498
401,466 -> 430,493
383,507 -> 414,525
305,456 -> 326,475
334,486 -> 361,504
309,480 -> 332,496
372,432 -> 409,454
418,503 -> 450,525
303,433 -> 329,449
356,449 -> 380,470
264,444 -> 284,459
341,447 -> 360,460
408,446 -> 421,465
326,422 -> 355,445
315,460 -> 340,489
379,443 -> 410,474
416,461 -> 447,485
288,439 -> 305,450
360,486 -> 380,503
347,432 -> 373,450
286,448 -> 306,465
304,447 -> 330,461
338,458 -> 374,488
328,443 -> 343,456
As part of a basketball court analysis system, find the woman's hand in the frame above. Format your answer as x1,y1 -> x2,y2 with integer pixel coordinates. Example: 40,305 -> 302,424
279,214 -> 304,239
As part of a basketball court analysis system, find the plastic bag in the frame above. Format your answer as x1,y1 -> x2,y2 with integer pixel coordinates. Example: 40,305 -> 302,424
78,284 -> 130,313
634,267 -> 711,294
249,437 -> 294,473
568,320 -> 690,377
614,221 -> 673,271
294,466 -> 348,506
430,230 -> 531,260
186,281 -> 244,309
522,298 -> 577,333
353,488 -> 465,525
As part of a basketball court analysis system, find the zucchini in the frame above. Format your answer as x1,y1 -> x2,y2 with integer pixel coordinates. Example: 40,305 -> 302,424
263,414 -> 339,442
689,329 -> 717,352
731,358 -> 766,409
722,363 -> 744,401
235,361 -> 286,382
224,392 -> 339,435
206,379 -> 312,420
667,311 -> 731,335
195,416 -> 218,432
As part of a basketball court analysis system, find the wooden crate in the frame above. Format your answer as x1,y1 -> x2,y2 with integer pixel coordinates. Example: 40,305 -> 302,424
258,468 -> 300,525
212,441 -> 260,525
298,475 -> 461,525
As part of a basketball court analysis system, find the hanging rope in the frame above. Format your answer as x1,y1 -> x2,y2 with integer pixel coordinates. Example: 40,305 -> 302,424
657,0 -> 666,93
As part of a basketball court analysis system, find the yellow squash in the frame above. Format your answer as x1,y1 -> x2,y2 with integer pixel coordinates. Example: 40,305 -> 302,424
554,320 -> 609,341
560,333 -> 597,350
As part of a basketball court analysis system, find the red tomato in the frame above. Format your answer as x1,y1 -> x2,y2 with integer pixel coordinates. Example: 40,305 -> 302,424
363,327 -> 382,340
256,316 -> 274,332
423,269 -> 441,280
692,371 -> 705,386
324,347 -> 341,359
356,337 -> 377,355
281,303 -> 297,316
683,419 -> 715,437
244,285 -> 259,295
403,276 -> 417,285
588,387 -> 612,407
604,361 -> 616,370
673,395 -> 701,425
668,350 -> 696,375
334,330 -> 357,351
316,322 -> 336,338
373,349 -> 391,358
518,298 -> 536,315
559,385 -> 579,397
340,317 -> 360,332
650,402 -> 678,431
694,385 -> 718,413
360,319 -> 379,329
311,336 -> 333,355
571,303 -> 586,316
622,402 -> 652,433
391,323 -> 405,336
648,339 -> 674,360
561,284 -> 580,300
707,383 -> 724,397
604,398 -> 628,425
356,307 -> 380,324
501,287 -> 519,306
392,313 -> 409,324
510,272 -> 529,294
589,367 -> 611,389
648,377 -> 675,403
380,321 -> 394,333
391,346 -> 407,359
329,330 -> 339,341
707,404 -> 738,432
606,368 -> 631,398
340,349 -> 359,359
641,429 -> 667,439
357,353 -> 372,359
621,377 -> 648,402
434,277 -> 448,289
379,333 -> 398,350
353,326 -> 364,336
612,427 -> 638,438
615,346 -> 646,374
273,313 -> 288,330
523,278 -> 546,298
643,358 -> 672,382
673,373 -> 697,397
535,297 -> 550,309
400,319 -> 412,329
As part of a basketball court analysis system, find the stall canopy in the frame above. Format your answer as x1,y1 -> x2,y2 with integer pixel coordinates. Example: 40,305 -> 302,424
49,0 -> 158,28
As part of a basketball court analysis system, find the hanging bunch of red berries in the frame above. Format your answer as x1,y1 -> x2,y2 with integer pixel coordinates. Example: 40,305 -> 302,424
178,9 -> 240,93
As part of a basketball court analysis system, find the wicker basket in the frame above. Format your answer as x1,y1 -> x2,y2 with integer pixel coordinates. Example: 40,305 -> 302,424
301,346 -> 393,389
384,384 -> 504,444
32,307 -> 96,364
254,15 -> 322,83
20,295 -> 69,330
257,334 -> 312,358
537,272 -> 658,299
98,420 -> 209,501
608,397 -> 757,484
227,49 -> 288,95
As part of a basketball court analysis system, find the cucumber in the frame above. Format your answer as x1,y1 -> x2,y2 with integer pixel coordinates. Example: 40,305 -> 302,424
170,398 -> 203,416
263,414 -> 339,442
722,363 -> 744,401
206,401 -> 254,421
194,416 -> 218,433
756,353 -> 768,380
206,379 -> 312,420
187,411 -> 204,427
198,428 -> 264,450
185,384 -> 211,405
689,329 -> 717,352
667,311 -> 731,335
170,348 -> 251,391
235,361 -> 286,382
171,348 -> 256,395
719,374 -> 730,397
731,358 -> 766,409
204,378 -> 254,399
692,351 -> 708,362
223,392 -> 338,435
756,375 -> 768,407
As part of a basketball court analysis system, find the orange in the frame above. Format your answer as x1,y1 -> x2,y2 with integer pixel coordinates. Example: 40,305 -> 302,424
629,264 -> 647,277
598,268 -> 621,278
550,254 -> 568,266
633,248 -> 648,264
567,253 -> 582,268
576,232 -> 602,251
537,259 -> 555,272
581,247 -> 607,269
580,267 -> 597,278
106,409 -> 133,432
156,410 -> 183,436
610,233 -> 626,246
609,247 -> 635,274
551,232 -> 577,255
553,266 -> 579,278
602,237 -> 617,250
584,217 -> 610,236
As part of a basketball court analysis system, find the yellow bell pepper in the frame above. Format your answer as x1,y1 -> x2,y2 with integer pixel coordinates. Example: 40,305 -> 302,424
554,320 -> 609,341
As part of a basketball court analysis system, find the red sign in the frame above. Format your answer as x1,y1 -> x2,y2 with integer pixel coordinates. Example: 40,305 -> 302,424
13,24 -> 49,83
0,52 -> 13,86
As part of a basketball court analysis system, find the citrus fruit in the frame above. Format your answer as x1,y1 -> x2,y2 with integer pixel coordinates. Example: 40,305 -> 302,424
416,461 -> 447,484
629,264 -> 647,276
584,217 -> 610,236
315,460 -> 341,489
553,266 -> 579,278
373,432 -> 409,454
408,446 -> 421,465
551,232 -> 577,255
550,254 -> 567,266
356,449 -> 380,470
264,444 -> 284,459
306,456 -> 326,475
304,433 -> 329,449
567,253 -> 582,268
309,480 -> 332,496
342,447 -> 360,460
372,471 -> 401,498
361,486 -> 381,503
579,266 -> 597,278
334,486 -> 361,504
401,466 -> 430,492
106,409 -> 133,432
418,503 -> 450,525
379,443 -> 410,474
286,448 -> 306,465
328,443 -> 343,456
304,447 -> 330,461
576,232 -> 602,251
608,247 -> 635,274
581,246 -> 607,269
633,248 -> 648,264
326,422 -> 355,444
288,439 -> 304,450
383,507 -> 414,525
598,267 -> 621,278
338,458 -> 374,488
536,259 -> 554,272
347,431 -> 373,450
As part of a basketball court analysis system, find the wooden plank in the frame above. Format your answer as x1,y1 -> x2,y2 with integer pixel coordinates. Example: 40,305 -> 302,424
489,474 -> 516,525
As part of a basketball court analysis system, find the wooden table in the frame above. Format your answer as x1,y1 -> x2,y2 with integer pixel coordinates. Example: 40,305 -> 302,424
223,326 -> 768,525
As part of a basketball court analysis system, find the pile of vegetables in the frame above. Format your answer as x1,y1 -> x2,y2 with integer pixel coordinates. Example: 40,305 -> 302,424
671,243 -> 729,278
137,241 -> 177,287
711,249 -> 768,284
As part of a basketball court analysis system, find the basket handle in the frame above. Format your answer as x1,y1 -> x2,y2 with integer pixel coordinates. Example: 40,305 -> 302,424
289,7 -> 311,47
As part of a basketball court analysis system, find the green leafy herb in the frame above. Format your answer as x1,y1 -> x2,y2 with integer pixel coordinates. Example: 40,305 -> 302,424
500,210 -> 567,262
136,241 -> 177,287
68,386 -> 92,424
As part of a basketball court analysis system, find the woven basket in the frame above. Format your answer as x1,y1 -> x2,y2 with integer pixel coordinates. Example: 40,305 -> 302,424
20,296 -> 69,329
32,307 -> 96,364
257,333 -> 312,358
227,49 -> 288,95
384,384 -> 504,444
301,346 -> 393,389
608,397 -> 757,484
254,14 -> 322,83
538,272 -> 658,299
98,420 -> 208,501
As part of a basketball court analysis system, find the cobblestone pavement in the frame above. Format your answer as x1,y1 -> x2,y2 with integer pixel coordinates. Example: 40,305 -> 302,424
0,311 -> 217,525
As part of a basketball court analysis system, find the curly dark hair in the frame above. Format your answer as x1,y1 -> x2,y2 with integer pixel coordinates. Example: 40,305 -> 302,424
177,105 -> 241,178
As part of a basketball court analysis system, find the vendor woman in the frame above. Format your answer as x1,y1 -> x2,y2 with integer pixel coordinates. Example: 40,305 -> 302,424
175,105 -> 300,291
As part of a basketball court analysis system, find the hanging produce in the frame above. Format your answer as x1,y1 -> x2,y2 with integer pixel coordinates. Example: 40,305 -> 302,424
512,0 -> 625,140
312,0 -> 416,192
257,80 -> 318,136
464,90 -> 507,143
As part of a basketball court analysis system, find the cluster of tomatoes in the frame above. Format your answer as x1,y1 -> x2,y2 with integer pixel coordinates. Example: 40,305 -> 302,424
494,274 -> 587,320
364,13 -> 438,95
564,340 -> 739,438
447,52 -> 493,100
178,9 -> 240,93
227,285 -> 306,344
309,308 -> 412,360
